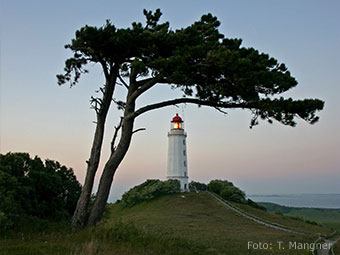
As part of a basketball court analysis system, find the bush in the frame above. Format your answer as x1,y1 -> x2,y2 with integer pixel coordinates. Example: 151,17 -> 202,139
0,211 -> 14,232
0,152 -> 81,231
189,181 -> 207,192
275,210 -> 283,216
288,216 -> 304,222
208,180 -> 246,203
305,220 -> 319,226
121,179 -> 180,207
207,180 -> 233,195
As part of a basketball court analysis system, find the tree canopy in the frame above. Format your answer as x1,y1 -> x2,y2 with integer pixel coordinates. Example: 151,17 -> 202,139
0,153 -> 81,231
57,9 -> 324,227
58,9 -> 323,127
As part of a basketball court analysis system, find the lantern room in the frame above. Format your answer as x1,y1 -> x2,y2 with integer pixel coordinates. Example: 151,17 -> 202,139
171,113 -> 184,130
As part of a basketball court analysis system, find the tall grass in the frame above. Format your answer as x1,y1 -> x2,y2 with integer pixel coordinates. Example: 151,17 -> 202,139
1,193 -> 333,255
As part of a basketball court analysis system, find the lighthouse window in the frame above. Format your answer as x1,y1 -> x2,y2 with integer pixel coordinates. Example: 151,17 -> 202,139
183,150 -> 186,155
184,161 -> 186,167
183,140 -> 185,145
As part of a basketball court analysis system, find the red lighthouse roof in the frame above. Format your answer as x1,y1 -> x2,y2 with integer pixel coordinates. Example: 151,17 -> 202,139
171,113 -> 183,122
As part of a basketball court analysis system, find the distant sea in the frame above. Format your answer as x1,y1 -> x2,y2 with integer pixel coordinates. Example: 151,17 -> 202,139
247,194 -> 340,209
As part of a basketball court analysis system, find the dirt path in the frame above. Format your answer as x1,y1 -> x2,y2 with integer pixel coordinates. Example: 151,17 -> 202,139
316,237 -> 339,255
209,192 -> 339,255
209,192 -> 305,235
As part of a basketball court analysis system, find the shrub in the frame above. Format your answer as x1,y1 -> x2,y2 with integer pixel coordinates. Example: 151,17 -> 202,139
305,220 -> 318,226
288,215 -> 304,222
121,179 -> 180,207
275,210 -> 283,216
189,181 -> 207,192
0,211 -> 14,232
208,180 -> 246,203
0,152 -> 81,231
207,180 -> 233,195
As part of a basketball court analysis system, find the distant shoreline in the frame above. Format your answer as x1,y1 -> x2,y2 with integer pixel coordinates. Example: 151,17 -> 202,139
248,194 -> 340,209
249,193 -> 340,196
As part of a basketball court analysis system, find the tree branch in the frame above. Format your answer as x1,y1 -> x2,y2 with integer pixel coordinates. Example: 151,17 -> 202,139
111,117 -> 124,153
214,106 -> 229,115
117,74 -> 129,89
127,98 -> 252,120
112,99 -> 126,110
97,64 -> 119,117
129,75 -> 164,102
132,128 -> 146,134
95,87 -> 105,96
90,96 -> 103,114
99,60 -> 110,81
129,65 -> 138,89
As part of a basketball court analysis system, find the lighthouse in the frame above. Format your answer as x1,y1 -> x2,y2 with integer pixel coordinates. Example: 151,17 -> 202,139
167,113 -> 188,191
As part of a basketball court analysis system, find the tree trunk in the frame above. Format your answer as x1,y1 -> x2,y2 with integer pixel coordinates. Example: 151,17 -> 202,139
71,119 -> 105,227
87,103 -> 135,226
72,73 -> 117,228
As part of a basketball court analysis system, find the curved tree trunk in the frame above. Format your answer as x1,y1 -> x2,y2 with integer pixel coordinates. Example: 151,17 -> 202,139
71,119 -> 105,227
87,103 -> 135,226
72,72 -> 117,227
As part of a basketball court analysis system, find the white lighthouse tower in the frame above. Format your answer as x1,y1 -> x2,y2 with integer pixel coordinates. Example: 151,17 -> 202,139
167,113 -> 188,191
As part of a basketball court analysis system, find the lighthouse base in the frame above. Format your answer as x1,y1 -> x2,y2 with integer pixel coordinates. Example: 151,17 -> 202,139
167,176 -> 188,192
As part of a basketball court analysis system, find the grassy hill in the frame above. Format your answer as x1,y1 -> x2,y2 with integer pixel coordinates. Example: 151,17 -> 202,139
1,192 -> 333,255
259,202 -> 340,233
334,240 -> 340,254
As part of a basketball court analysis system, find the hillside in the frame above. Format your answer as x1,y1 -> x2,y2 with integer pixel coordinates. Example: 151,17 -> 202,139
1,193 -> 334,255
334,240 -> 340,254
259,202 -> 340,232
104,193 -> 332,254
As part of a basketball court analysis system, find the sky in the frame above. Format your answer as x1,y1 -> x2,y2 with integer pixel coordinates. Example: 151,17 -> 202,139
1,0 -> 339,201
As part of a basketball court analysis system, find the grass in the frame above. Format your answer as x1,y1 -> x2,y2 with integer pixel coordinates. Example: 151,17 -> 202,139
1,193 -> 333,255
229,201 -> 333,236
259,202 -> 340,234
332,239 -> 340,254
105,193 -> 323,254
1,221 -> 203,255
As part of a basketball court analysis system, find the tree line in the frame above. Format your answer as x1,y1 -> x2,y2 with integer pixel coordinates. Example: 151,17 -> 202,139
0,152 -> 81,232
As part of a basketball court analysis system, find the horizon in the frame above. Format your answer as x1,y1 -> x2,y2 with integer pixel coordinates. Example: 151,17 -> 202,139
248,193 -> 340,196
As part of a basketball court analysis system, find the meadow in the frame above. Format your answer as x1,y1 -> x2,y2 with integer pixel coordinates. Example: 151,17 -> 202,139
1,193 -> 333,255
260,202 -> 340,234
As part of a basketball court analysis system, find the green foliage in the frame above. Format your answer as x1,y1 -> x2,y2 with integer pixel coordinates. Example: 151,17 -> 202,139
121,179 -> 180,207
208,179 -> 246,203
275,210 -> 284,216
189,181 -> 207,192
207,180 -> 266,210
95,219 -> 140,242
87,219 -> 207,255
333,240 -> 340,255
259,202 -> 292,214
288,215 -> 305,222
247,199 -> 267,211
0,152 -> 81,232
260,202 -> 340,231
58,9 -> 324,128
0,211 -> 13,231
305,220 -> 318,226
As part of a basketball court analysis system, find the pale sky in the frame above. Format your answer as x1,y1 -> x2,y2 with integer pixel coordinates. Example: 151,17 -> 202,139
1,0 -> 339,201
